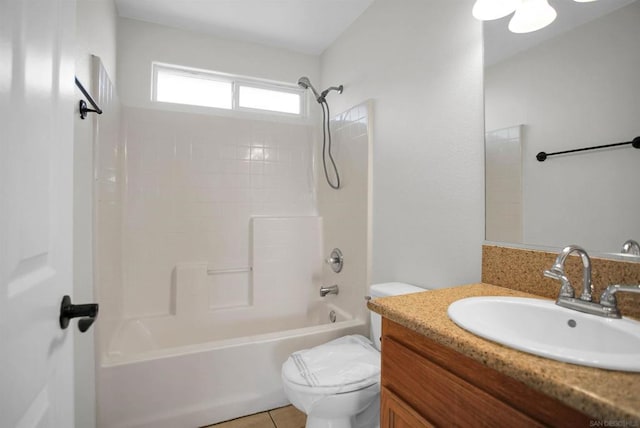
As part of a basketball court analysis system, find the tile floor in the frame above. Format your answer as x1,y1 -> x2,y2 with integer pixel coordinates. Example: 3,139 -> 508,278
203,405 -> 306,428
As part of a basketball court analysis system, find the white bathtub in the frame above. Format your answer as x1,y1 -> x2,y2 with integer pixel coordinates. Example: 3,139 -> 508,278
97,302 -> 366,428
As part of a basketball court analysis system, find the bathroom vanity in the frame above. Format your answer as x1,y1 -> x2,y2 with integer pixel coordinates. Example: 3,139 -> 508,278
380,318 -> 588,427
369,283 -> 640,426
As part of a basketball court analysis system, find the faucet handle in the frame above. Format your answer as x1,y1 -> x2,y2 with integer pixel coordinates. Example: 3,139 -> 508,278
544,268 -> 575,298
543,268 -> 562,280
600,284 -> 640,318
325,248 -> 343,273
621,239 -> 640,256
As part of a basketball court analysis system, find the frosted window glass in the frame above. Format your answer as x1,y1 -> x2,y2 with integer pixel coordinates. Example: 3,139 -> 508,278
156,71 -> 232,109
239,86 -> 301,114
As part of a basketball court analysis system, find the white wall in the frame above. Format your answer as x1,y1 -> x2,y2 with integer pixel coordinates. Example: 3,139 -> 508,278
76,0 -> 118,85
117,17 -> 320,110
74,2 -> 118,428
321,0 -> 485,288
485,2 -> 640,253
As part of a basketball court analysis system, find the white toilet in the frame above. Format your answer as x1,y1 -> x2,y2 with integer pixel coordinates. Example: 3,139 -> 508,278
281,282 -> 428,428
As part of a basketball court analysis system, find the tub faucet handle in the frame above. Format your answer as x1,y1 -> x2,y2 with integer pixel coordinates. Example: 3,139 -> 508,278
325,248 -> 343,273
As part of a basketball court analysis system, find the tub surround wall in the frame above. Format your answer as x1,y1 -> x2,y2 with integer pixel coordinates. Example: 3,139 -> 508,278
93,60 -> 125,349
171,217 -> 323,322
485,126 -> 523,243
317,101 -> 372,325
482,244 -> 640,319
251,217 -> 323,318
121,107 -> 316,317
320,0 -> 484,289
77,57 -> 122,428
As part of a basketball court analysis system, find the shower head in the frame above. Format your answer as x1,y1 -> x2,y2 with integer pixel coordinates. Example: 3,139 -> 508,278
297,76 -> 311,89
298,76 -> 344,103
297,76 -> 321,101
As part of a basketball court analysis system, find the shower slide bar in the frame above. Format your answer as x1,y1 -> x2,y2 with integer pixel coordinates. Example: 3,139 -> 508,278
536,136 -> 640,162
206,267 -> 252,275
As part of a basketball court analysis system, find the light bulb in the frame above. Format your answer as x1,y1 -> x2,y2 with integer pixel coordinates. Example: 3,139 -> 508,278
508,0 -> 557,33
472,0 -> 521,20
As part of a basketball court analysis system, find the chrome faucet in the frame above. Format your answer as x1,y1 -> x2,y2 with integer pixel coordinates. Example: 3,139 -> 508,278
320,284 -> 339,297
600,284 -> 640,318
544,245 -> 593,302
621,239 -> 640,256
545,245 -> 638,318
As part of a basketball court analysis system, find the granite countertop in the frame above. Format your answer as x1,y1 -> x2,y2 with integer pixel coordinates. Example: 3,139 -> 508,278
367,283 -> 640,422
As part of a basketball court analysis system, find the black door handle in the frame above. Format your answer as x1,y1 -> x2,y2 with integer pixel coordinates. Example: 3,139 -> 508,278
59,295 -> 99,333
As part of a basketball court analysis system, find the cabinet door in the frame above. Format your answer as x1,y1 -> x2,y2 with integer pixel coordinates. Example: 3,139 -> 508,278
381,387 -> 434,428
382,319 -> 591,427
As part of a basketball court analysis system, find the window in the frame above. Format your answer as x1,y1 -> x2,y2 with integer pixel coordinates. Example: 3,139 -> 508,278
152,63 -> 304,117
238,85 -> 301,115
155,68 -> 232,109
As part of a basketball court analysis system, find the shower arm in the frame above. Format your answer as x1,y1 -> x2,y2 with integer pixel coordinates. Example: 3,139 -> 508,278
319,85 -> 344,102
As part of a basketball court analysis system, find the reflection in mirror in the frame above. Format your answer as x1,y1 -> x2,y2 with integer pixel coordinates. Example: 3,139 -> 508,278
484,0 -> 640,258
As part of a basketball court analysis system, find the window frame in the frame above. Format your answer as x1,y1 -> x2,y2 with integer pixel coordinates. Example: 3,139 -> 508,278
151,62 -> 307,118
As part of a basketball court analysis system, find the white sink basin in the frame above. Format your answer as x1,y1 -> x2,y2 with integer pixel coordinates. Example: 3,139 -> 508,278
447,296 -> 640,372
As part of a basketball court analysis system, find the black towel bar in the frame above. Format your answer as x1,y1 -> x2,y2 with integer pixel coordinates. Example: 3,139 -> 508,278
536,136 -> 640,162
75,76 -> 103,119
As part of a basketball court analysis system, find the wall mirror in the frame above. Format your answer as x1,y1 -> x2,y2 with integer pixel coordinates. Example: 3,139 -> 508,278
483,0 -> 640,259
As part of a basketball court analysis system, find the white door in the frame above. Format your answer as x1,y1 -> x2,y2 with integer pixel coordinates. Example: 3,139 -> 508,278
0,0 -> 76,427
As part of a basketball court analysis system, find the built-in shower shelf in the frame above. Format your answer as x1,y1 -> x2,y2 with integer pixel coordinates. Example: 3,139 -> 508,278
207,267 -> 252,275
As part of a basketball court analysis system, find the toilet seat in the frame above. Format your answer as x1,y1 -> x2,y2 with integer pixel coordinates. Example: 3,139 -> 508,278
282,335 -> 380,395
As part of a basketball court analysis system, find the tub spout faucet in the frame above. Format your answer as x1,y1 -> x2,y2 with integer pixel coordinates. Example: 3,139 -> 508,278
320,285 -> 339,297
544,245 -> 593,302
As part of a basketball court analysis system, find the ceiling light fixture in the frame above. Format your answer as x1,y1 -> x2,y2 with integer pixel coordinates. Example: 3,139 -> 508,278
508,0 -> 557,33
473,0 -> 597,33
472,0 -> 521,20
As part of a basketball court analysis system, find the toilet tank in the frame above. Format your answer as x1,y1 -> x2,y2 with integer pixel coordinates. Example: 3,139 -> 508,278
368,282 -> 429,351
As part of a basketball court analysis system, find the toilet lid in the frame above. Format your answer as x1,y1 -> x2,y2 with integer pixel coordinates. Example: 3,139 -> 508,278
282,335 -> 380,394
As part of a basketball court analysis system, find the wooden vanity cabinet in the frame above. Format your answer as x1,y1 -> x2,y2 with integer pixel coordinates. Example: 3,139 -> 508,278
380,318 -> 591,427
